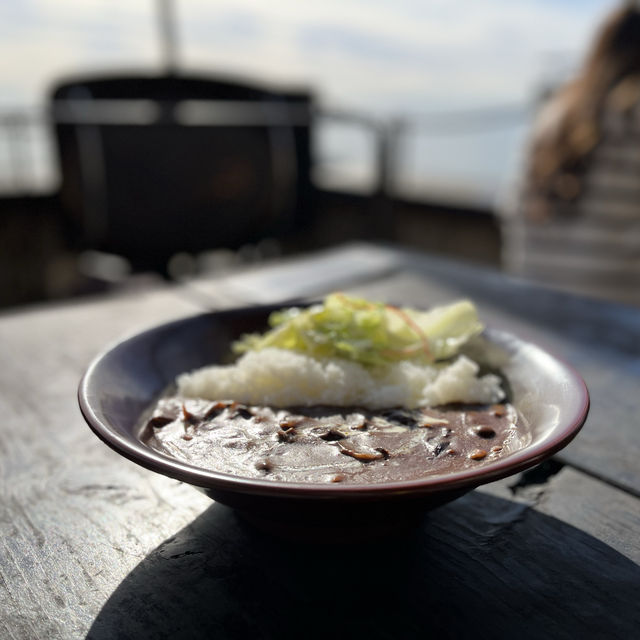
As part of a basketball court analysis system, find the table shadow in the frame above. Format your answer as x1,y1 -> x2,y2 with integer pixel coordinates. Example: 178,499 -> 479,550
86,491 -> 639,640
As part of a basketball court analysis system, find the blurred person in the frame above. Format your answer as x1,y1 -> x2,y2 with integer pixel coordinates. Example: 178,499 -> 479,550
500,3 -> 640,306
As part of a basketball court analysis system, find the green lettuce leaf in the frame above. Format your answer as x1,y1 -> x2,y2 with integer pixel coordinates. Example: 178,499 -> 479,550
233,293 -> 483,366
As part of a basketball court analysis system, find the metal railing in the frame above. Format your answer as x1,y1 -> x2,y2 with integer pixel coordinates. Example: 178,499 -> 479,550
0,99 -> 531,201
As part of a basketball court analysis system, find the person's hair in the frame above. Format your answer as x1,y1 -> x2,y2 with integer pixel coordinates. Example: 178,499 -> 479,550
529,5 -> 640,207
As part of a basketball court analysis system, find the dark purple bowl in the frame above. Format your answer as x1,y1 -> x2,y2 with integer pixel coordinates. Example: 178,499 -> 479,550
78,304 -> 589,536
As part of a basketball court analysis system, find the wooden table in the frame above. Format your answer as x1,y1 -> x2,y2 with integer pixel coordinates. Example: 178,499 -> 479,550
1,243 -> 638,639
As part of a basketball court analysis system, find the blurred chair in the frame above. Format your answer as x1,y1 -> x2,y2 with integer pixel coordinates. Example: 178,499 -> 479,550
50,73 -> 314,275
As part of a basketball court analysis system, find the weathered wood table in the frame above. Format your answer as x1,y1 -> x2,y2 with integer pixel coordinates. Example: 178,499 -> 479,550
1,243 -> 638,639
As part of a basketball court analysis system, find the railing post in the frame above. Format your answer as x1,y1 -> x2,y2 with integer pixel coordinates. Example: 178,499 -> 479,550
371,117 -> 407,241
157,0 -> 179,74
3,114 -> 30,193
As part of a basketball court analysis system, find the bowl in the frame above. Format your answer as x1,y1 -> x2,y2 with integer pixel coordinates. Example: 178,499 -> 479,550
78,303 -> 589,537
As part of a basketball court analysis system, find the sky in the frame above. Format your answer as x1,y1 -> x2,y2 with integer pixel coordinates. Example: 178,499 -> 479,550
0,0 -> 617,110
0,0 -> 620,200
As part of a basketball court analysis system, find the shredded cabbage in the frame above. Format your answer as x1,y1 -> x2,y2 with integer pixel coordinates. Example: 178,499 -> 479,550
233,293 -> 483,366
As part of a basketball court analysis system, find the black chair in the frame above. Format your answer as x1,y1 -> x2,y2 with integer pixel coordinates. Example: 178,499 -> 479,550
50,73 -> 314,275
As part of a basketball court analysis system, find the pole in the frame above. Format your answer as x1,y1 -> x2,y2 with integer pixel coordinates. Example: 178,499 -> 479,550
157,0 -> 178,74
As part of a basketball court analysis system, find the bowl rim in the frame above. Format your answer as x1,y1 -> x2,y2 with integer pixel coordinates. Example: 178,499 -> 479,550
78,308 -> 590,500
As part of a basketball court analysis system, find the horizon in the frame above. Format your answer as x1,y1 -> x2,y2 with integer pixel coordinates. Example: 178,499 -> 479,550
0,0 -> 619,203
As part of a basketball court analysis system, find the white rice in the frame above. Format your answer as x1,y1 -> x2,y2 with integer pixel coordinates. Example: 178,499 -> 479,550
177,348 -> 504,409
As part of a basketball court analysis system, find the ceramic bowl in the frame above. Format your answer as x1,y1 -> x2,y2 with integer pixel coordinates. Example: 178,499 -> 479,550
78,304 -> 589,536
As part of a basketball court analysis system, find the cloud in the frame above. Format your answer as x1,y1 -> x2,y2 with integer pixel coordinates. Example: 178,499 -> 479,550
0,0 -> 619,199
0,0 -> 158,103
0,0 -> 617,109
178,0 -> 616,113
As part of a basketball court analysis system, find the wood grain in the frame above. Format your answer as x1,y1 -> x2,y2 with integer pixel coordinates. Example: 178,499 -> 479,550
0,289 -> 211,639
0,247 -> 638,639
81,469 -> 639,640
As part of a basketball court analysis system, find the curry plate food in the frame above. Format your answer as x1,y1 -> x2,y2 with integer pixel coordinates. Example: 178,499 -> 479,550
141,294 -> 528,484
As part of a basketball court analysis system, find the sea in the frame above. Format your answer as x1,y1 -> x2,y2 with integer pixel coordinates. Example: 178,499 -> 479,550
0,102 -> 531,210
